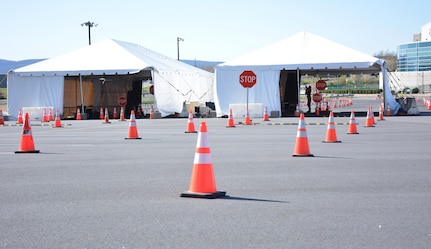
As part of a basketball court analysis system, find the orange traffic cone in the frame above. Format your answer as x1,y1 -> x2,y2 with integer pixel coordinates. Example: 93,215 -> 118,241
48,108 -> 54,121
181,121 -> 226,199
292,113 -> 313,157
226,108 -> 235,128
149,105 -> 155,119
119,107 -> 126,121
124,110 -> 141,139
0,109 -> 4,126
295,104 -> 300,117
185,110 -> 197,133
103,108 -> 111,124
364,108 -> 375,127
17,108 -> 23,124
99,107 -> 104,119
322,111 -> 341,143
113,107 -> 117,120
42,108 -> 49,122
244,108 -> 252,125
386,103 -> 392,116
15,112 -> 40,153
378,106 -> 385,121
347,110 -> 359,134
370,107 -> 376,124
53,110 -> 62,128
263,106 -> 270,121
76,108 -> 82,120
137,105 -> 142,118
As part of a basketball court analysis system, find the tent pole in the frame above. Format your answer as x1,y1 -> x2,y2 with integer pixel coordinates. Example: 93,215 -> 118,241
296,68 -> 300,107
79,74 -> 84,115
151,68 -> 158,112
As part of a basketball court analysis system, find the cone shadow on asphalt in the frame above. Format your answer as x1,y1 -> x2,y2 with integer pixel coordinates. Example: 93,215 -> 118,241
220,196 -> 289,203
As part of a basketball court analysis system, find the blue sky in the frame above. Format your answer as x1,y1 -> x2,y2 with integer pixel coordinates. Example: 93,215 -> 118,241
1,0 -> 430,62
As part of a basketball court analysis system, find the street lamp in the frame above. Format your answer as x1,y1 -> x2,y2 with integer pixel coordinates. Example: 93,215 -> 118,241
421,71 -> 424,94
177,37 -> 184,60
81,21 -> 98,45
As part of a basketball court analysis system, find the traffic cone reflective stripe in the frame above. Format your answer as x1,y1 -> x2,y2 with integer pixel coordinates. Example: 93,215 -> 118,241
244,108 -> 252,125
181,122 -> 226,198
17,109 -> 23,124
322,111 -> 341,143
119,107 -> 125,121
103,108 -> 111,124
263,106 -> 270,121
53,110 -> 62,128
150,105 -> 155,119
42,108 -> 49,122
347,110 -> 359,134
370,107 -> 376,124
125,110 -> 141,139
386,103 -> 392,116
48,108 -> 54,121
226,108 -> 235,128
15,113 -> 40,153
378,106 -> 385,121
364,109 -> 375,127
292,114 -> 313,157
0,109 -> 4,126
113,107 -> 117,119
76,108 -> 82,120
99,107 -> 104,119
185,110 -> 197,133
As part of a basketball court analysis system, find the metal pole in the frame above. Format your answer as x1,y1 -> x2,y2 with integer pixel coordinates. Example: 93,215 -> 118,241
177,37 -> 184,60
422,71 -> 424,94
88,25 -> 91,45
79,74 -> 84,116
246,88 -> 249,113
81,21 -> 97,46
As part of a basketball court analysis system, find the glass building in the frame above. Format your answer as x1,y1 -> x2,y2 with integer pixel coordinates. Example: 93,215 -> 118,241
397,41 -> 431,72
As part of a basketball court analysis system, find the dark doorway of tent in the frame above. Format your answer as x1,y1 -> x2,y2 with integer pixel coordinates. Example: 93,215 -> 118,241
279,69 -> 299,116
62,72 -> 151,119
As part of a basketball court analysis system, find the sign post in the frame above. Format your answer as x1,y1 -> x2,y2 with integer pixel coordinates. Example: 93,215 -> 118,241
239,70 -> 257,113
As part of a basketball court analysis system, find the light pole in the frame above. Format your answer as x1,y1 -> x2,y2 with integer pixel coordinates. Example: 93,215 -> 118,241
81,21 -> 98,45
177,37 -> 184,60
421,71 -> 424,93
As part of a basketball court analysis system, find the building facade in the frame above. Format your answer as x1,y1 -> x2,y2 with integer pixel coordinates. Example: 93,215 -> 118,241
395,21 -> 431,93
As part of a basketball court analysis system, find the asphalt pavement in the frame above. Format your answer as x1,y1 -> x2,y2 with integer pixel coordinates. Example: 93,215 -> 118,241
1,95 -> 431,248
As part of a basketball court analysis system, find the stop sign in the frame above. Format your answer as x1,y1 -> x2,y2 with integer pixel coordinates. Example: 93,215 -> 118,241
312,93 -> 322,102
239,70 -> 257,88
117,96 -> 127,107
315,79 -> 327,90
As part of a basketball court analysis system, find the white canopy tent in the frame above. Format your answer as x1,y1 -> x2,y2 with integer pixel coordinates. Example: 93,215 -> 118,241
7,39 -> 214,118
214,31 -> 399,117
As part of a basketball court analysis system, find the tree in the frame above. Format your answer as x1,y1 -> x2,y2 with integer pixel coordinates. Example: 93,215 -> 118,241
374,50 -> 397,72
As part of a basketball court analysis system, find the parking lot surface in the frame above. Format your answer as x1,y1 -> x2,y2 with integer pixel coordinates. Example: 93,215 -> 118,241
1,96 -> 431,248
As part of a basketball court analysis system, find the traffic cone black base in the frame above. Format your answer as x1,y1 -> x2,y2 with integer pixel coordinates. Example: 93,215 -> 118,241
180,191 -> 226,199
292,154 -> 314,157
15,150 -> 40,154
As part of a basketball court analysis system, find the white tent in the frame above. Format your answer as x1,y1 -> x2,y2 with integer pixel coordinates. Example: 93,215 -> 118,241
7,39 -> 214,118
214,31 -> 399,117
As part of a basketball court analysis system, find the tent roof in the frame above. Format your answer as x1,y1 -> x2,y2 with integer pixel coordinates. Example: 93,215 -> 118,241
216,31 -> 383,75
11,39 -> 212,77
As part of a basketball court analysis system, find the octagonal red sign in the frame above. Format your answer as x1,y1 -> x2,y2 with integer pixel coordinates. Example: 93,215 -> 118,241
315,79 -> 327,91
239,70 -> 257,88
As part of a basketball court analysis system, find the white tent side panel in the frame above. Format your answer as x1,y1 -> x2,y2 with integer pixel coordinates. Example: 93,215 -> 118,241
214,68 -> 281,117
7,73 -> 64,119
154,70 -> 214,117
